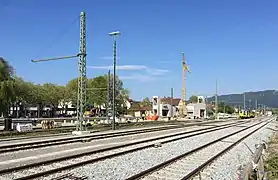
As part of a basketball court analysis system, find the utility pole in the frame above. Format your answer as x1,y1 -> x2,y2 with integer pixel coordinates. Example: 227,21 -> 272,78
109,31 -> 120,130
77,12 -> 87,131
255,100 -> 258,111
243,92 -> 246,110
215,79 -> 218,120
107,70 -> 111,119
205,96 -> 208,118
31,12 -> 87,132
170,88 -> 173,118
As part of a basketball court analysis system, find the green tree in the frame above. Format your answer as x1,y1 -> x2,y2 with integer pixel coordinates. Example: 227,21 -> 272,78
87,76 -> 107,107
65,75 -> 129,115
189,95 -> 198,103
65,78 -> 78,106
141,97 -> 152,106
41,83 -> 65,116
217,102 -> 235,114
0,57 -> 16,117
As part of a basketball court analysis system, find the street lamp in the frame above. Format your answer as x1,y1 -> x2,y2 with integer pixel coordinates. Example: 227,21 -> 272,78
109,31 -> 120,130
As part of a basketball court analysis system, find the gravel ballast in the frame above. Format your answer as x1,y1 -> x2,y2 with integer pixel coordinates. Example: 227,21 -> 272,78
194,117 -> 277,180
30,120 -> 267,180
0,121 -> 248,179
0,121 -> 239,162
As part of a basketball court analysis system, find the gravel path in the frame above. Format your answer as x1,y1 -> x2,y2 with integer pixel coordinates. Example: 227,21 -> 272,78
27,120 -> 264,180
194,117 -> 277,180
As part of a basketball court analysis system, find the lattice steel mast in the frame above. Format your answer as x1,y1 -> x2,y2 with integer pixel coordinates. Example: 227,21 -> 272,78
31,12 -> 87,131
181,52 -> 190,117
77,12 -> 87,130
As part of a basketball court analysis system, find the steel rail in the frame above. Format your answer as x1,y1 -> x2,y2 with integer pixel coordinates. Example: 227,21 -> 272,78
180,120 -> 271,180
0,121 -> 248,178
125,119 -> 271,180
0,122 -> 248,178
0,120 -> 246,152
0,125 -> 183,153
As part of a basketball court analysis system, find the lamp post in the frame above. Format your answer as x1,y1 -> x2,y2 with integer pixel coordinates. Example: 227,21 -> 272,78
109,31 -> 120,130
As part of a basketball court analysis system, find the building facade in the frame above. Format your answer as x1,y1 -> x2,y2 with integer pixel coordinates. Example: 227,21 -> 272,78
186,96 -> 206,119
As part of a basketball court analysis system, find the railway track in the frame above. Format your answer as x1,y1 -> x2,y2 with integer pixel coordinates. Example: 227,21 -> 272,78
0,125 -> 186,153
0,120 -> 253,179
125,119 -> 273,180
0,126 -> 76,137
0,120 -> 244,154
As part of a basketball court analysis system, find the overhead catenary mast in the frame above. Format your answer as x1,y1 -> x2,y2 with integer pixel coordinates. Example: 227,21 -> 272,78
31,12 -> 87,132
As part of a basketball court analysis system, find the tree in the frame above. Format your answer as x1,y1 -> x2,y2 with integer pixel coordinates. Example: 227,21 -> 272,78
87,76 -> 107,107
41,83 -> 65,117
0,57 -> 16,117
0,58 -> 130,118
64,75 -> 129,115
189,95 -> 198,103
141,97 -> 152,106
217,102 -> 235,114
0,57 -> 14,81
65,78 -> 78,106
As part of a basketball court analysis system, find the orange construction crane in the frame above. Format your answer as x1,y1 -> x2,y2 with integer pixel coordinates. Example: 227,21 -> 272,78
180,52 -> 190,117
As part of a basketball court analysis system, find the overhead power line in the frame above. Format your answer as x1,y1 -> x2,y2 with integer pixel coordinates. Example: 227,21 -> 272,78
34,15 -> 80,59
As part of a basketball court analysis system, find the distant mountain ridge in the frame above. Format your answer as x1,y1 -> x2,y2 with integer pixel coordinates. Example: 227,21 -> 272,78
206,90 -> 278,108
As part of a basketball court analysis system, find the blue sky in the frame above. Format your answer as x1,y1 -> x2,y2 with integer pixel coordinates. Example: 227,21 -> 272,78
1,0 -> 278,100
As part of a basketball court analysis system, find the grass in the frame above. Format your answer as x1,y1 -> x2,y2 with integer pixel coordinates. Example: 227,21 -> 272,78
265,129 -> 278,179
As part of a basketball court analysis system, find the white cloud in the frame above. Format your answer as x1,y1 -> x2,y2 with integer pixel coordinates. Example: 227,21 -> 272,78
120,74 -> 169,82
146,68 -> 169,75
88,64 -> 169,82
119,74 -> 155,82
88,65 -> 168,75
88,65 -> 147,70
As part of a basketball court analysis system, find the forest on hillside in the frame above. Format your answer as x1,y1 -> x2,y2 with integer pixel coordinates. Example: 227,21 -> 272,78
206,90 -> 278,108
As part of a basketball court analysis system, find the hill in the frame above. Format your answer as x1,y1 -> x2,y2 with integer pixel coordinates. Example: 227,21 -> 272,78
206,90 -> 278,109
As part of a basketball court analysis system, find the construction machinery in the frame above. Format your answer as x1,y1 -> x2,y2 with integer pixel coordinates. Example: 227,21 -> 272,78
238,109 -> 255,119
180,52 -> 190,117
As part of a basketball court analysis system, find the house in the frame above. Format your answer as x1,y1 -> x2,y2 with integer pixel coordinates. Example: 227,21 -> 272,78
123,99 -> 133,110
128,101 -> 152,117
152,96 -> 179,117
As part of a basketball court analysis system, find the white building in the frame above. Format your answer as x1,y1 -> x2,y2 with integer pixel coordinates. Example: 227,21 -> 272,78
152,96 -> 178,117
186,96 -> 206,119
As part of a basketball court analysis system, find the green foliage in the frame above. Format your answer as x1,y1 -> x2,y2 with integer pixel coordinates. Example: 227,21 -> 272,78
0,57 -> 16,116
189,95 -> 198,103
140,97 -> 152,106
0,58 -> 130,117
272,108 -> 278,114
87,76 -> 108,106
207,90 -> 278,108
217,102 -> 235,114
265,135 -> 278,179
